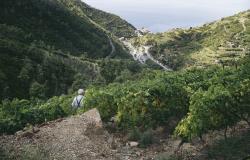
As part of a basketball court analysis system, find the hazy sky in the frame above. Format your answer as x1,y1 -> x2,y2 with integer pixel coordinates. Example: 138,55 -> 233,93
83,0 -> 250,32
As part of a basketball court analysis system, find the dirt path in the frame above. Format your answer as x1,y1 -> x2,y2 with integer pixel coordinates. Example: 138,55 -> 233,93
1,109 -> 249,160
144,46 -> 172,71
0,109 -> 164,160
239,18 -> 247,32
223,25 -> 228,33
122,40 -> 172,71
107,36 -> 116,57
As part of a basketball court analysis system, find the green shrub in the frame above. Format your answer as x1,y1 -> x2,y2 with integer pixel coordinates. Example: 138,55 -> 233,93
112,73 -> 189,129
29,81 -> 46,100
207,130 -> 250,160
139,129 -> 154,148
175,85 -> 237,140
0,99 -> 38,134
128,128 -> 141,141
0,144 -> 49,160
0,95 -> 73,134
82,88 -> 117,121
38,98 -> 67,122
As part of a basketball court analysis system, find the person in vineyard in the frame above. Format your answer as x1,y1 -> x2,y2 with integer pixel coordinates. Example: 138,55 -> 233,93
71,89 -> 85,110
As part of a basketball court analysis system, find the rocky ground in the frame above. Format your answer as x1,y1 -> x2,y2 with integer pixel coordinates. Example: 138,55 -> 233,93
0,109 -> 249,160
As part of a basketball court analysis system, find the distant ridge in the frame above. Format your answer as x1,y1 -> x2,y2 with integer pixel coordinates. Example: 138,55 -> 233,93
132,10 -> 250,70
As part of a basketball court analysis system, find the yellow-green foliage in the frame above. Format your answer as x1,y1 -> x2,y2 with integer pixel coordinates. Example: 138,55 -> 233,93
0,95 -> 73,134
1,58 -> 250,137
132,10 -> 250,70
83,57 -> 250,139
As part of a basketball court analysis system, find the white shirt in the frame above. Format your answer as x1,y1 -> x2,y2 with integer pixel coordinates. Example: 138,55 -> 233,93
72,95 -> 84,108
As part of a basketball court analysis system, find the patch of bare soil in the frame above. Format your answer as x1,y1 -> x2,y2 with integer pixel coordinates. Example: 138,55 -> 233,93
0,109 -> 249,160
1,109 -> 117,159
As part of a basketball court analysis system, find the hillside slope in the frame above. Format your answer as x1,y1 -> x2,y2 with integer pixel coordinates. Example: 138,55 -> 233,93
1,108 -> 249,160
0,0 -> 142,100
132,10 -> 250,70
0,109 -> 160,160
76,0 -> 136,38
0,0 -> 132,58
0,109 -> 118,160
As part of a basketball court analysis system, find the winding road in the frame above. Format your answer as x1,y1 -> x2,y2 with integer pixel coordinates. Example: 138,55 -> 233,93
144,46 -> 172,71
108,37 -> 116,56
122,40 -> 172,71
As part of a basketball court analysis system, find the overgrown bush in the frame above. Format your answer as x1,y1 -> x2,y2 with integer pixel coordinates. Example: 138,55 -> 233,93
83,58 -> 250,141
82,88 -> 117,121
0,95 -> 73,134
83,72 -> 189,130
175,58 -> 250,140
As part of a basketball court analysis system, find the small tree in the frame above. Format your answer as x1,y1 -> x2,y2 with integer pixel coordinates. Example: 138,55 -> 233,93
29,81 -> 45,99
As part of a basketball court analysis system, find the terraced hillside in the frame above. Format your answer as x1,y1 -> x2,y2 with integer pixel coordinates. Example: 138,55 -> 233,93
132,10 -> 250,70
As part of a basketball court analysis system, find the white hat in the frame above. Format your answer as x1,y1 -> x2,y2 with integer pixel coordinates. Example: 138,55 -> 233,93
78,89 -> 84,95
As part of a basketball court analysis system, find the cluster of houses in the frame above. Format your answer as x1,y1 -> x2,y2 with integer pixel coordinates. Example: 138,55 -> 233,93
135,27 -> 151,37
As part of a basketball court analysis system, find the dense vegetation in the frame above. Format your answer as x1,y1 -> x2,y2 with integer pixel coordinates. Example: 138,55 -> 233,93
82,57 -> 250,139
0,96 -> 72,134
0,0 -> 145,100
0,3 -> 249,160
1,0 -> 135,58
1,56 -> 250,138
132,10 -> 250,70
1,0 -> 107,58
77,1 -> 136,38
0,38 -> 144,100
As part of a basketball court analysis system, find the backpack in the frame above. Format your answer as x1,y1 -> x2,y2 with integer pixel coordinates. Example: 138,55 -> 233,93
72,96 -> 84,108
75,97 -> 83,108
